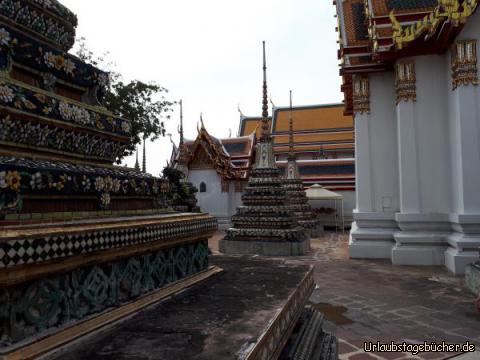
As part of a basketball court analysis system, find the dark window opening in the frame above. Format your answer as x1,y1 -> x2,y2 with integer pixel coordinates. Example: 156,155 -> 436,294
199,182 -> 207,193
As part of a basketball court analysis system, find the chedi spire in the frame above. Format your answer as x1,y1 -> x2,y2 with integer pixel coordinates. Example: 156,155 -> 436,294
220,42 -> 308,256
283,90 -> 317,233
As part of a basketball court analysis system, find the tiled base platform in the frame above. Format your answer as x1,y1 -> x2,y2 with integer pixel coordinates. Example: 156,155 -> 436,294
44,257 -> 317,360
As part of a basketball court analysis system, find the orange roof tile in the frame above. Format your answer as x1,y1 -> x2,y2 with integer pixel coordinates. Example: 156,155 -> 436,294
273,105 -> 353,132
342,0 -> 370,47
239,117 -> 271,138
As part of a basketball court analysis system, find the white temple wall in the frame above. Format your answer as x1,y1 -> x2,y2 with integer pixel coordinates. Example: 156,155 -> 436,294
413,55 -> 452,214
188,169 -> 244,230
347,9 -> 480,275
349,73 -> 399,260
189,169 -> 228,216
443,12 -> 480,273
369,73 -> 400,214
392,55 -> 452,267
448,11 -> 480,214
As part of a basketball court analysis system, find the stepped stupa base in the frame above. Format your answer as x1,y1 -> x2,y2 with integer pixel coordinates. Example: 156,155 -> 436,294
219,237 -> 311,256
221,225 -> 310,256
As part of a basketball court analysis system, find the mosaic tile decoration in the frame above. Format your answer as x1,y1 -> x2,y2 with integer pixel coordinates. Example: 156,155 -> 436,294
0,240 -> 210,347
0,216 -> 218,268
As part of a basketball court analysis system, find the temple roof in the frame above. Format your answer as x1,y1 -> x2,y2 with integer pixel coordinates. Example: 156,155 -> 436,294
239,104 -> 354,155
240,104 -> 352,134
335,0 -> 480,114
172,124 -> 255,180
170,104 -> 355,190
238,116 -> 271,138
339,0 -> 370,48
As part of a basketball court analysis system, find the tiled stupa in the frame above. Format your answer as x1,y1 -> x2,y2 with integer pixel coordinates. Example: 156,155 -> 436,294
220,42 -> 308,256
0,2 -> 217,357
283,91 -> 317,234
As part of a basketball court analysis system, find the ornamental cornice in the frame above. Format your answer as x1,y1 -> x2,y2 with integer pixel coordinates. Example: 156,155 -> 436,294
0,0 -> 77,51
390,0 -> 479,51
0,157 -> 168,212
0,115 -> 127,161
0,25 -> 109,95
0,78 -> 131,138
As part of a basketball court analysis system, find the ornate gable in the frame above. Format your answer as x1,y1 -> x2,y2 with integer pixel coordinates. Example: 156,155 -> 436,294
188,124 -> 239,179
190,145 -> 214,169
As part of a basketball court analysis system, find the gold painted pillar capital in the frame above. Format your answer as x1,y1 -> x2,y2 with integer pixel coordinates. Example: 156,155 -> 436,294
395,61 -> 417,105
452,39 -> 479,90
353,75 -> 370,115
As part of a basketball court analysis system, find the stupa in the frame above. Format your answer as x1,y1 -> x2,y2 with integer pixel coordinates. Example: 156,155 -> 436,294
174,99 -> 191,181
0,2 -> 217,358
283,91 -> 318,236
220,42 -> 308,256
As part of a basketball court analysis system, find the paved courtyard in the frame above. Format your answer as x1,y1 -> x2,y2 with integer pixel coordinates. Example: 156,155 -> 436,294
209,232 -> 480,360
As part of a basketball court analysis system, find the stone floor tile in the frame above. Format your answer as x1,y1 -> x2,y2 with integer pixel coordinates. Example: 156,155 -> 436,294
371,351 -> 410,360
349,353 -> 382,360
210,232 -> 480,360
417,352 -> 453,360
339,341 -> 359,355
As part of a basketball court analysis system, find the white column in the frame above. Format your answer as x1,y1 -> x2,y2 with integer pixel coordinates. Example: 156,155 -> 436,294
392,58 -> 450,267
446,74 -> 480,274
354,113 -> 374,212
396,101 -> 421,213
349,74 -> 398,260
452,86 -> 480,214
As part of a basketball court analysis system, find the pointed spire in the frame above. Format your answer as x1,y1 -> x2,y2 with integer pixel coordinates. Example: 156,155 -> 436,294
179,99 -> 184,145
142,136 -> 147,173
261,41 -> 270,142
288,90 -> 294,157
200,112 -> 205,129
238,104 -> 244,117
134,146 -> 140,171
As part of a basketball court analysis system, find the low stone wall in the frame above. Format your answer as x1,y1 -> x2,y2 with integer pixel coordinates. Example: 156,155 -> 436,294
0,213 -> 217,351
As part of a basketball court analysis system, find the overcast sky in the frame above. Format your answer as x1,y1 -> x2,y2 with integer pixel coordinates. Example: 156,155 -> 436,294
61,0 -> 342,176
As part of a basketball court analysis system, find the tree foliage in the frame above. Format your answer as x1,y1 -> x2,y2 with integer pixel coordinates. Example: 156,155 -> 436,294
75,37 -> 175,159
162,167 -> 198,210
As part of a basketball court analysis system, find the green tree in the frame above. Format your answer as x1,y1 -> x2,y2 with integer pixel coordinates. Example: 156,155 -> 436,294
75,38 -> 175,160
162,167 -> 198,210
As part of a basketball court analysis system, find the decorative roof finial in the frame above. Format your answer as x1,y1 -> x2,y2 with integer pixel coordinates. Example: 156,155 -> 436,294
134,146 -> 140,171
289,90 -> 294,157
142,136 -> 147,173
179,99 -> 184,145
200,112 -> 205,129
269,94 -> 275,108
261,41 -> 270,142
238,104 -> 244,117
229,128 -> 232,138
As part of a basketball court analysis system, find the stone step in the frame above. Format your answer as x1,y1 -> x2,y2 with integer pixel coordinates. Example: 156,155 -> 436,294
279,307 -> 338,360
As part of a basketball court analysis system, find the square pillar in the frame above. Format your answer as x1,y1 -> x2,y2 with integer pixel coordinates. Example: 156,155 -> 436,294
446,39 -> 480,274
349,75 -> 398,260
392,60 -> 450,267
